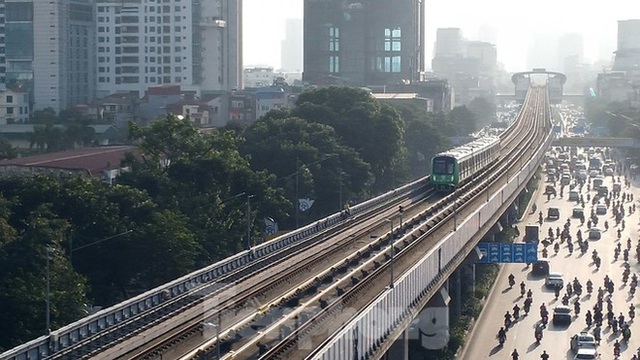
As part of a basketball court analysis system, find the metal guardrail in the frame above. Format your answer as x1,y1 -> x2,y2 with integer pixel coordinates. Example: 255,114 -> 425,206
1,173 -> 430,360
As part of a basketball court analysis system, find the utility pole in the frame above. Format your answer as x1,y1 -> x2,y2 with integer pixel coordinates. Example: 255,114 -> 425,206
295,157 -> 300,229
46,245 -> 51,335
338,171 -> 343,212
246,194 -> 255,250
386,219 -> 395,289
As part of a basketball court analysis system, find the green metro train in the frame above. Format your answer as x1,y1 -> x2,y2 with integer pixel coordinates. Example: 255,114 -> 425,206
431,136 -> 502,191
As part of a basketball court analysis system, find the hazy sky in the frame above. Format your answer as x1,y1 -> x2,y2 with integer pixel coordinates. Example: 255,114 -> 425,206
243,0 -> 639,72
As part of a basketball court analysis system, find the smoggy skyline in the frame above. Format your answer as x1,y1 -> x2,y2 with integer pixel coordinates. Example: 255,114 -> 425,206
243,0 -> 639,72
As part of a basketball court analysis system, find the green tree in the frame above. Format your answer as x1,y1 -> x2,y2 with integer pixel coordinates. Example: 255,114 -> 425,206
0,137 -> 17,160
122,115 -> 290,261
241,116 -> 372,224
293,86 -> 406,192
30,108 -> 58,124
0,202 -> 88,350
467,97 -> 496,129
446,106 -> 477,136
392,103 -> 451,178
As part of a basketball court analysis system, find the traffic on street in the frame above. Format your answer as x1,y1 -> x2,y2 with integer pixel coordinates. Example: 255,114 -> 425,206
461,143 -> 640,360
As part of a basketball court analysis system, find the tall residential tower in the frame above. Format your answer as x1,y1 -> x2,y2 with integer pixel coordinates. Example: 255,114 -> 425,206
303,0 -> 425,86
95,0 -> 242,98
0,0 -> 95,112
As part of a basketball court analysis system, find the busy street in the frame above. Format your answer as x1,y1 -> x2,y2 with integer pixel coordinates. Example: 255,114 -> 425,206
461,146 -> 640,360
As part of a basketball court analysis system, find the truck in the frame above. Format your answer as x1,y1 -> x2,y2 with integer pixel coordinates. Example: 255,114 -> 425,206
524,225 -> 539,243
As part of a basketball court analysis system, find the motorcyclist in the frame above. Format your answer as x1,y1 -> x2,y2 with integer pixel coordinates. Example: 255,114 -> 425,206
534,324 -> 543,343
540,350 -> 549,360
574,299 -> 581,315
513,304 -> 521,320
497,327 -> 507,345
630,304 -> 636,320
504,311 -> 512,327
520,281 -> 526,296
593,325 -> 601,344
511,349 -> 519,360
586,279 -> 593,293
508,273 -> 515,288
586,310 -> 593,327
614,340 -> 621,357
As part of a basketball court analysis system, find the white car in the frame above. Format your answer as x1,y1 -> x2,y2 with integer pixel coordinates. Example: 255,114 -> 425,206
573,347 -> 599,359
570,332 -> 597,352
546,272 -> 564,288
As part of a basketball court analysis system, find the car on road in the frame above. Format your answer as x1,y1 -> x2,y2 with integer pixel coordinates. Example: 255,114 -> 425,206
570,332 -> 597,352
573,347 -> 599,359
589,169 -> 599,177
588,227 -> 602,240
569,190 -> 579,201
593,177 -> 604,188
546,272 -> 564,288
572,207 -> 584,219
595,204 -> 607,215
553,305 -> 572,325
576,170 -> 587,181
532,258 -> 550,275
547,207 -> 560,220
544,185 -> 557,196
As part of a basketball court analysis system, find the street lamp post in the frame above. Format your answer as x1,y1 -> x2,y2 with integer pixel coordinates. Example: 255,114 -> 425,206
295,157 -> 300,229
385,219 -> 395,289
46,245 -> 51,335
246,194 -> 255,251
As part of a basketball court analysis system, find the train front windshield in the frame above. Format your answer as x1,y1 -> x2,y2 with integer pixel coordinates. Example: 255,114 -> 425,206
433,157 -> 455,175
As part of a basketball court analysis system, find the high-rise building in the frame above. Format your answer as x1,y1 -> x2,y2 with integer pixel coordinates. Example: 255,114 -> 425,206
95,0 -> 242,99
557,33 -> 584,73
303,0 -> 425,86
0,0 -> 96,113
613,19 -> 640,71
434,28 -> 465,58
528,33 -> 559,71
281,18 -> 302,72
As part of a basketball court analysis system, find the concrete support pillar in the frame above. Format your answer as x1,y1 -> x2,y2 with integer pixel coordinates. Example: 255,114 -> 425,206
385,327 -> 410,360
452,270 -> 462,317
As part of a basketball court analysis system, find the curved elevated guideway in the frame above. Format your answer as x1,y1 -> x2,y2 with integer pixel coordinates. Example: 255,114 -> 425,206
1,87 -> 556,360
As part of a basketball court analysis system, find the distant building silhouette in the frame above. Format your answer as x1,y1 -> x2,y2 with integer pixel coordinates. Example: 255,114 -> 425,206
303,0 -> 425,86
281,19 -> 303,72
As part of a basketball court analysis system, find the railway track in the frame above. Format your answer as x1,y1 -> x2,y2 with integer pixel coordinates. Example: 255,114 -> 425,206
178,88 -> 551,359
47,180 -> 427,359
252,87 -> 549,359
70,87 -> 549,360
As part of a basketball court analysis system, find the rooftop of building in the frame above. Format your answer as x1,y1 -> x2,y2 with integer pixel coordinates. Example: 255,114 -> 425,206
0,145 -> 137,176
372,93 -> 421,100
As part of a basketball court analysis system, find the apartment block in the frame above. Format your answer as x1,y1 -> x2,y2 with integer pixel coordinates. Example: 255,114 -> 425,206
0,0 -> 95,112
95,0 -> 241,98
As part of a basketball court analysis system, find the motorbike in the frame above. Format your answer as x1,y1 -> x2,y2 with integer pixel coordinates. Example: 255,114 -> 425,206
504,316 -> 512,329
535,329 -> 543,344
498,331 -> 506,346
